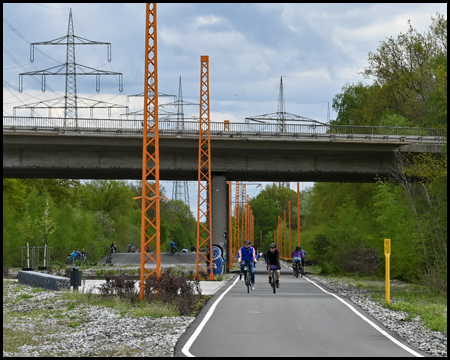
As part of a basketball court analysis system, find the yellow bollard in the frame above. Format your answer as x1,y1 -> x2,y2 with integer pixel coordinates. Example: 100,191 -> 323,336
384,239 -> 391,303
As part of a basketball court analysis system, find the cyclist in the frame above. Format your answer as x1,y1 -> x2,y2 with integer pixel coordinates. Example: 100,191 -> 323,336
266,243 -> 281,288
81,248 -> 87,263
291,246 -> 303,276
300,246 -> 308,270
110,241 -> 117,255
170,241 -> 176,254
238,240 -> 257,291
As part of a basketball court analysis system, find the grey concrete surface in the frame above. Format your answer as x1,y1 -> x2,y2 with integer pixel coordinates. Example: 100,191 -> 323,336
176,264 -> 426,357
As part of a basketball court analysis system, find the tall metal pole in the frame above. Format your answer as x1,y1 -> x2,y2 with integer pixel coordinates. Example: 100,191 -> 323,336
196,55 -> 214,280
234,181 -> 240,262
136,3 -> 161,301
297,182 -> 301,246
284,210 -> 287,259
289,200 -> 292,259
228,181 -> 233,270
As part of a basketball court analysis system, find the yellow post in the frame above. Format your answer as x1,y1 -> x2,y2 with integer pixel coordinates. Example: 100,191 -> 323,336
384,239 -> 391,303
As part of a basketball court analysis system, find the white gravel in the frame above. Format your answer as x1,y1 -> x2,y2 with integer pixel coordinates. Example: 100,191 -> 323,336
3,280 -> 194,357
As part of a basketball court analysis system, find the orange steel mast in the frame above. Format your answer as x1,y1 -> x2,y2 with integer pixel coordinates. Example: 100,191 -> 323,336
228,181 -> 233,270
135,3 -> 161,301
297,182 -> 301,246
289,200 -> 292,259
234,181 -> 240,261
241,185 -> 247,244
196,55 -> 214,280
284,210 -> 287,259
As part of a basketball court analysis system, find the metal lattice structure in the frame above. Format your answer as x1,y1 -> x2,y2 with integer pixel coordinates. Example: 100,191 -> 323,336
277,76 -> 286,133
135,3 -> 162,301
172,76 -> 190,209
17,8 -> 124,124
196,55 -> 214,280
228,181 -> 233,270
234,181 -> 240,261
245,76 -> 328,189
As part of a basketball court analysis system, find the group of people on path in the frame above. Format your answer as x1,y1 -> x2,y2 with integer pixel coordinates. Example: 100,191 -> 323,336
67,249 -> 87,263
238,241 -> 307,291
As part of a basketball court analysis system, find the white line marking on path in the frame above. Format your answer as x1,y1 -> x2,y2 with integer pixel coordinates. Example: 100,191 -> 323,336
181,276 -> 240,357
304,275 -> 424,357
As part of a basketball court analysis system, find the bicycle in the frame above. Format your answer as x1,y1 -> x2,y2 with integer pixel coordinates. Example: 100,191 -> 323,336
105,253 -> 112,265
243,263 -> 252,293
170,247 -> 177,255
269,265 -> 278,294
293,262 -> 300,278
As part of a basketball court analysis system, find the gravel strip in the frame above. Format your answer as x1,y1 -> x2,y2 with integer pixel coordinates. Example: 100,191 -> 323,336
306,274 -> 447,357
3,280 -> 194,357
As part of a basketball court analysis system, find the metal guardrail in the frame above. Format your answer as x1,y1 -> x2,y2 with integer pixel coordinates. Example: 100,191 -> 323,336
3,116 -> 447,144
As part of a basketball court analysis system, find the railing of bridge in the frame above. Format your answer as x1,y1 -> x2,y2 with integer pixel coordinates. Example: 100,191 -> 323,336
3,116 -> 446,144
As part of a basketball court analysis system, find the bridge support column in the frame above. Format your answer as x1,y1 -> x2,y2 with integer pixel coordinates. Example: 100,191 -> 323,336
212,175 -> 229,274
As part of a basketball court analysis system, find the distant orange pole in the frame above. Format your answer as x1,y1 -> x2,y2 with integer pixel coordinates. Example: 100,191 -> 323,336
297,182 -> 301,246
284,211 -> 287,259
234,181 -> 240,261
228,181 -> 233,270
277,219 -> 280,250
242,185 -> 246,245
289,200 -> 292,259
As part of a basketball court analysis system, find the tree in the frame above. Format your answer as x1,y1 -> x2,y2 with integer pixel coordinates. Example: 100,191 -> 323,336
79,180 -> 136,218
361,13 -> 447,126
35,198 -> 57,267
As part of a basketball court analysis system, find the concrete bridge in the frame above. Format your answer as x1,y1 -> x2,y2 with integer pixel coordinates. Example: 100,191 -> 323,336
3,116 -> 445,269
3,116 -> 445,183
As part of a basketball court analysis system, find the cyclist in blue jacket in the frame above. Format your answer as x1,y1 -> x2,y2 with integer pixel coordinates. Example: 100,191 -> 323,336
238,240 -> 258,291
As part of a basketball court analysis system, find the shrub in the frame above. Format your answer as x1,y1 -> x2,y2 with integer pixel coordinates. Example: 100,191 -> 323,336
144,268 -> 201,316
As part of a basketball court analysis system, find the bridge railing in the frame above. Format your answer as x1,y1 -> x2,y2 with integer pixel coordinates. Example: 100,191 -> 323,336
3,116 -> 446,144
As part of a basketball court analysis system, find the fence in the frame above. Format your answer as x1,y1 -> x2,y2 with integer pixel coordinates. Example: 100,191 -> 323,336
3,116 -> 446,144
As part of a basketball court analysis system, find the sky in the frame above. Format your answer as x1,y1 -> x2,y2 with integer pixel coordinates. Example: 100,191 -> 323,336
3,3 -> 447,214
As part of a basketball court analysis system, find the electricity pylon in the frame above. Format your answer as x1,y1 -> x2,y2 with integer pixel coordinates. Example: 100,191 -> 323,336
17,8 -> 124,124
172,76 -> 190,210
245,76 -> 327,188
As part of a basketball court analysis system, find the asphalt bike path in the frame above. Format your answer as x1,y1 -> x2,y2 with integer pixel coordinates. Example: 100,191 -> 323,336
176,263 -> 427,357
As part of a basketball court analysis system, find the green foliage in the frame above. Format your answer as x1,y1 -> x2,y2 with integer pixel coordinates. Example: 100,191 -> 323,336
3,179 -> 197,267
332,14 -> 447,129
361,13 -> 447,127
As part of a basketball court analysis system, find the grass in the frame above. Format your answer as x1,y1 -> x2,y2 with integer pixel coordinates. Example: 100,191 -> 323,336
307,267 -> 447,334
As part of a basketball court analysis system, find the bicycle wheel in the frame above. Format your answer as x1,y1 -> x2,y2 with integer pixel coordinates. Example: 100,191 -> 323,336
271,270 -> 276,294
245,266 -> 250,293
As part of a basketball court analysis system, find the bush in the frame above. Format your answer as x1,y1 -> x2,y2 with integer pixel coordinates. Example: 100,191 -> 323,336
98,274 -> 139,302
144,268 -> 201,316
